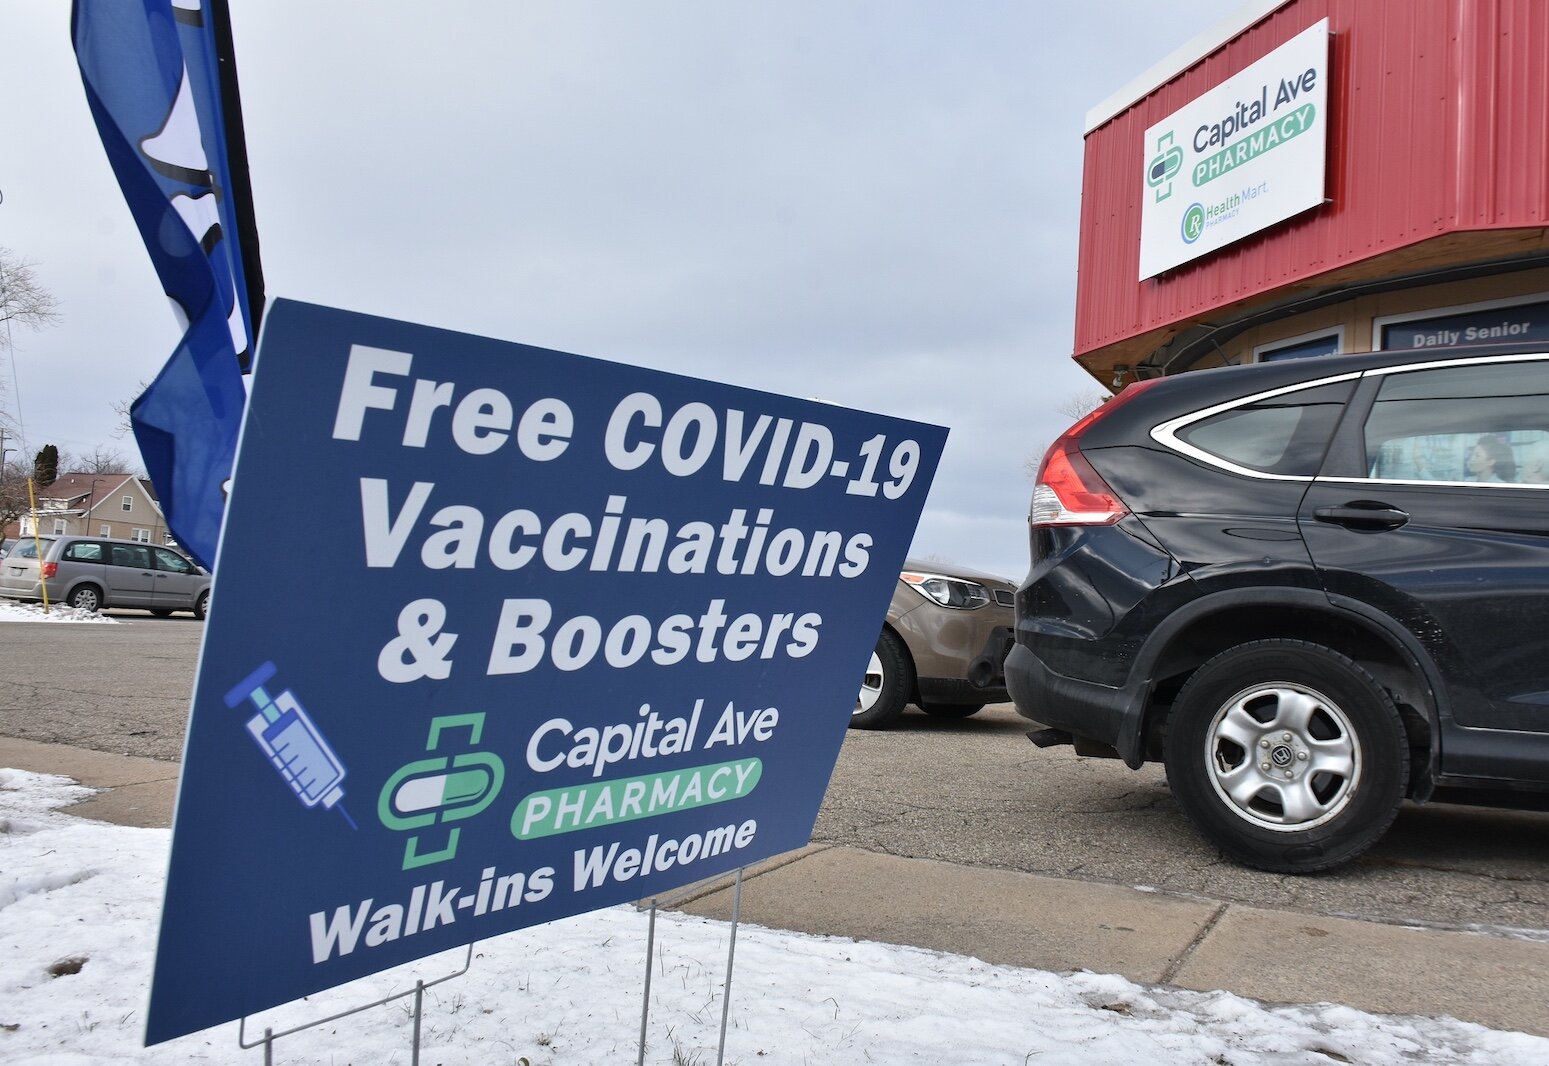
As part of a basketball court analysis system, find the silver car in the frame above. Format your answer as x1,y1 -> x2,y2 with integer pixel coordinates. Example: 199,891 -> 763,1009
0,535 -> 211,619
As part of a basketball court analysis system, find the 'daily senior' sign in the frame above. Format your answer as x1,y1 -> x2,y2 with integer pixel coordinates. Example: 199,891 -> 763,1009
145,300 -> 946,1044
1138,18 -> 1330,280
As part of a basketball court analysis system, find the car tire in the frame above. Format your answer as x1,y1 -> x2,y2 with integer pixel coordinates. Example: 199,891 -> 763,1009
852,630 -> 912,730
69,585 -> 103,613
1163,639 -> 1408,874
920,702 -> 983,719
194,590 -> 210,621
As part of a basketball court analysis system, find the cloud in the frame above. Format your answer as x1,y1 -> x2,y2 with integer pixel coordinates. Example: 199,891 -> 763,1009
3,1 -> 1246,574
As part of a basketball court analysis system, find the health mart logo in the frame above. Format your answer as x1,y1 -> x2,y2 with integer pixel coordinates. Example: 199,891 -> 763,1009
1180,186 -> 1259,246
1181,203 -> 1206,244
1146,130 -> 1184,203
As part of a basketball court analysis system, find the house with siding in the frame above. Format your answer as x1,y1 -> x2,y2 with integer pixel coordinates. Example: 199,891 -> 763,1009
2,473 -> 169,545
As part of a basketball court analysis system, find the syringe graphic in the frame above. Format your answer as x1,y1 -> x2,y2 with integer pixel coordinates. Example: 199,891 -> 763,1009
223,662 -> 358,830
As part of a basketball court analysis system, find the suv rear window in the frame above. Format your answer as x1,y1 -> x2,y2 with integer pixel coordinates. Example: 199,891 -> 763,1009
64,542 -> 105,562
1174,380 -> 1353,476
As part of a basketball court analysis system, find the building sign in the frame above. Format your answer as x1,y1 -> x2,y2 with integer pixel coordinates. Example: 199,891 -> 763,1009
1138,19 -> 1330,281
1379,299 -> 1549,350
145,300 -> 946,1044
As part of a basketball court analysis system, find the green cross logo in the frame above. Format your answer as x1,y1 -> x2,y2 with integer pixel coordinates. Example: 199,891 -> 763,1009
1147,130 -> 1183,203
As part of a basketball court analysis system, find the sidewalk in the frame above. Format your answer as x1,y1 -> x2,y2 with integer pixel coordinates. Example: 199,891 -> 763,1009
5,735 -> 1547,1038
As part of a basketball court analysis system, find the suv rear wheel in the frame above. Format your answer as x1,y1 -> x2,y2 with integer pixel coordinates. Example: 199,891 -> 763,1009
1164,639 -> 1408,874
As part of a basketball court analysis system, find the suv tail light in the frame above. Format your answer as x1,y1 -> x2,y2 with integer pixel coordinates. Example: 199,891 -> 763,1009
41,561 -> 57,579
1031,380 -> 1160,528
1031,442 -> 1127,526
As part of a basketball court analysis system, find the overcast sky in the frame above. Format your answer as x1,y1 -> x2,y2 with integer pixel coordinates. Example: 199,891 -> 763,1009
2,2 -> 1248,578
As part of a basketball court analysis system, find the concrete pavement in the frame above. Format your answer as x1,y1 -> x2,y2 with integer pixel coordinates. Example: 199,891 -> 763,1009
5,735 -> 1547,1038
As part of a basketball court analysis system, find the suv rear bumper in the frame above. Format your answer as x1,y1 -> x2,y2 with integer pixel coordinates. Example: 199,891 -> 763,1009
1006,642 -> 1133,760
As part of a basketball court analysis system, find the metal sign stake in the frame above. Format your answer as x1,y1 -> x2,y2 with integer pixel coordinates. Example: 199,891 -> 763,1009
638,898 -> 658,1066
716,867 -> 744,1066
411,980 -> 425,1066
237,945 -> 472,1062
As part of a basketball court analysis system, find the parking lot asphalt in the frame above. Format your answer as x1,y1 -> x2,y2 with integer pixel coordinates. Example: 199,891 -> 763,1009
5,733 -> 1548,1039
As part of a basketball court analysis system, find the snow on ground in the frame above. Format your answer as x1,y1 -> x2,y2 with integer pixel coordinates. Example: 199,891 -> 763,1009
0,601 -> 119,623
3,770 -> 1548,1065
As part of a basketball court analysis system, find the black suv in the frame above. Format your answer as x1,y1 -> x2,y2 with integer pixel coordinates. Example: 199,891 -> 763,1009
1008,344 -> 1549,873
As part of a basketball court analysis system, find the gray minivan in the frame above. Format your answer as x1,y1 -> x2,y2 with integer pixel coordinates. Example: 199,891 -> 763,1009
0,535 -> 211,618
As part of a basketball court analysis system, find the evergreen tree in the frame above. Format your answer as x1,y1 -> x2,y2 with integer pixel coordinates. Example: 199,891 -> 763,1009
33,444 -> 58,487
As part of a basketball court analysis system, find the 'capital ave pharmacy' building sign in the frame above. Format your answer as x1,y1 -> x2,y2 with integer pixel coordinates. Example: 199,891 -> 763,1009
1139,18 -> 1330,280
145,300 -> 946,1044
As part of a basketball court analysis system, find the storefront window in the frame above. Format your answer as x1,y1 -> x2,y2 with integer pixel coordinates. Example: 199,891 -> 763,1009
1257,333 -> 1341,362
1376,296 -> 1549,351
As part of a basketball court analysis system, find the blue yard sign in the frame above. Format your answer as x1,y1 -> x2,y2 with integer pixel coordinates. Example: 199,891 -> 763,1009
145,300 -> 947,1044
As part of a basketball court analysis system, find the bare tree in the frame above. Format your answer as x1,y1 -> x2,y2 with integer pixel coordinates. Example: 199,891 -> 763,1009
1057,391 -> 1111,421
0,249 -> 61,506
0,247 -> 61,347
0,452 -> 36,539
110,380 -> 149,440
1025,390 -> 1114,477
63,446 -> 137,476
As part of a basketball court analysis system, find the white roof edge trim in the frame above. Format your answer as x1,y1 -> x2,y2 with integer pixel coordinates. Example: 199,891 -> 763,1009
1363,351 -> 1549,375
1150,370 -> 1362,482
1084,0 -> 1296,135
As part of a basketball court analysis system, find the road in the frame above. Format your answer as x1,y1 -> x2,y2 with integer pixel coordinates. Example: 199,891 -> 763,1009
4,615 -> 1548,937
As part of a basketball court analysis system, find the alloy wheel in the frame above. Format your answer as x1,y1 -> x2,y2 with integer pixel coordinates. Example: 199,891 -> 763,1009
1204,682 -> 1360,832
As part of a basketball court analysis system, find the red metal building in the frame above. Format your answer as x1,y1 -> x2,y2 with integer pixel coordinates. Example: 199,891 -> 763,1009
1075,0 -> 1549,387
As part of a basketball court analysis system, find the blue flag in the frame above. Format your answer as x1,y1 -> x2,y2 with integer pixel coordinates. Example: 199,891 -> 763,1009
73,0 -> 264,569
